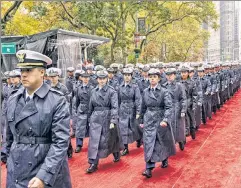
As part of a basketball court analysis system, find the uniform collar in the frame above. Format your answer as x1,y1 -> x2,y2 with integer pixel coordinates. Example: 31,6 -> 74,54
25,83 -> 43,99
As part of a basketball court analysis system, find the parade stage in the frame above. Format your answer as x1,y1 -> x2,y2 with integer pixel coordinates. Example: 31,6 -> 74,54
2,90 -> 241,188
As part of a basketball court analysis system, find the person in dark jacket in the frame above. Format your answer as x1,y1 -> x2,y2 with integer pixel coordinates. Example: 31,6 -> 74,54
1,70 -> 23,164
86,64 -> 98,87
140,68 -> 175,178
48,67 -> 73,159
8,70 -> 23,96
118,67 -> 142,156
165,68 -> 187,151
71,70 -> 83,138
4,50 -> 71,188
75,71 -> 93,153
110,63 -> 124,84
198,67 -> 212,124
189,67 -> 203,130
86,70 -> 123,174
1,71 -> 12,158
180,66 -> 198,140
107,67 -> 120,91
66,67 -> 75,137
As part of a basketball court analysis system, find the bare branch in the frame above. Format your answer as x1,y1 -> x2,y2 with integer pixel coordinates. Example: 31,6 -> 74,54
1,1 -> 23,23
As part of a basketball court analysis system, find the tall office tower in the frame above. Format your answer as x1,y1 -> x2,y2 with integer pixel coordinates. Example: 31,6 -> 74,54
204,1 -> 241,62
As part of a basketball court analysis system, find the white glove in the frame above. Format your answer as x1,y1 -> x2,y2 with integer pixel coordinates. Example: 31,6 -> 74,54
181,113 -> 185,117
109,123 -> 115,129
136,114 -> 140,120
198,102 -> 202,106
205,92 -> 208,95
140,124 -> 144,128
211,92 -> 214,95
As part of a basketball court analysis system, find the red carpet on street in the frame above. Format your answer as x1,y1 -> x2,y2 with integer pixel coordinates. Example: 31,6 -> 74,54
2,90 -> 241,188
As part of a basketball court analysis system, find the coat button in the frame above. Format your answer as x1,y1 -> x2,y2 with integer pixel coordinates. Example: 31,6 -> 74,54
15,179 -> 18,184
28,162 -> 32,167
15,161 -> 18,166
28,127 -> 32,132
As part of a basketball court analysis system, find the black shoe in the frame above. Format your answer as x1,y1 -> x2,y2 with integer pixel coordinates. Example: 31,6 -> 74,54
113,157 -> 120,162
179,142 -> 185,151
209,117 -> 212,120
137,140 -> 142,148
161,158 -> 168,168
142,169 -> 152,178
121,148 -> 129,156
71,133 -> 75,138
68,152 -> 73,159
75,146 -> 82,153
185,130 -> 190,137
67,146 -> 73,158
190,129 -> 196,140
1,157 -> 7,164
86,164 -> 98,173
195,126 -> 199,131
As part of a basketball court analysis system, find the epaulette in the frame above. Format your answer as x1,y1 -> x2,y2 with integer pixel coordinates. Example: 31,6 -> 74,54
107,84 -> 115,90
50,88 -> 64,96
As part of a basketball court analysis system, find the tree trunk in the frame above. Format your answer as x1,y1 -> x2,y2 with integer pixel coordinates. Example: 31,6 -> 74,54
110,41 -> 115,63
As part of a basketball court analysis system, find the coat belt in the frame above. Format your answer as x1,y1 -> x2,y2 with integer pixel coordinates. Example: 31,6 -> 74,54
147,107 -> 164,111
94,107 -> 110,111
14,135 -> 51,144
121,99 -> 134,103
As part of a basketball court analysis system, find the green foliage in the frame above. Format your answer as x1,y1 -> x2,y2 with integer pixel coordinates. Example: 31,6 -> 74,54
2,1 -> 218,64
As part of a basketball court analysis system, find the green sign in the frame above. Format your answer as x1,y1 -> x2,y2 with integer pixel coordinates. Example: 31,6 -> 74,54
1,43 -> 16,54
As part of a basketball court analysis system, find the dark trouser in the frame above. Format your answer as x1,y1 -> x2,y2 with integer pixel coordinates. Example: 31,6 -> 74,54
76,138 -> 83,147
186,107 -> 196,134
201,104 -> 207,124
88,152 -> 120,165
124,144 -> 128,149
67,141 -> 73,155
146,161 -> 155,169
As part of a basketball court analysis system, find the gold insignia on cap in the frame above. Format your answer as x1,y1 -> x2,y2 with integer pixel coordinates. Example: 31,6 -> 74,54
17,53 -> 26,63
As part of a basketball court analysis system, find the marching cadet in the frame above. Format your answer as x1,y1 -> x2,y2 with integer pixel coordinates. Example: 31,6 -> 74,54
107,67 -> 120,90
110,63 -> 124,84
48,67 -> 73,159
118,67 -> 142,156
75,71 -> 93,153
3,50 -> 71,188
1,70 -> 23,164
137,65 -> 150,95
8,70 -> 23,95
66,67 -> 75,138
180,66 -> 198,139
189,66 -> 203,130
165,68 -> 187,151
211,64 -> 220,114
198,67 -> 212,124
205,65 -> 217,119
86,70 -> 123,173
72,69 -> 84,152
1,72 -> 11,152
44,69 -> 51,85
136,65 -> 150,148
66,67 -> 75,94
140,68 -> 175,178
157,62 -> 168,85
86,64 -> 98,87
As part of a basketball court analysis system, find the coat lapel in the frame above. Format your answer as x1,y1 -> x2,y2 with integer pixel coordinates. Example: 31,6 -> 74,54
147,88 -> 157,100
15,97 -> 38,125
14,83 -> 50,125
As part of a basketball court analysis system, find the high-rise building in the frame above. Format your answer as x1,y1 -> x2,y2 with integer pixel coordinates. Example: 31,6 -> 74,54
204,1 -> 241,62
